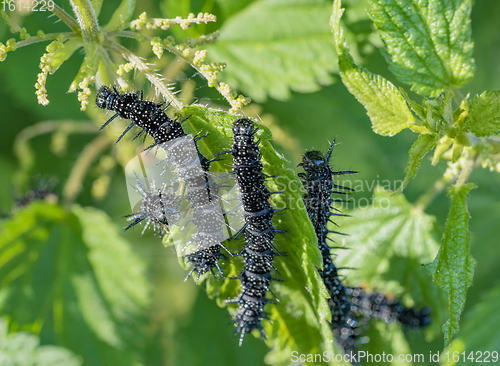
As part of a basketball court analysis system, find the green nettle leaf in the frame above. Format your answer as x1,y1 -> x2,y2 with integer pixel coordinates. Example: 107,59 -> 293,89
0,318 -> 83,366
367,0 -> 475,96
443,283 -> 500,365
215,0 -> 255,18
0,202 -> 150,366
335,189 -> 447,341
206,0 -> 340,102
331,0 -> 418,137
102,0 -> 136,32
424,92 -> 455,134
179,105 -> 347,366
466,90 -> 500,137
396,134 -> 439,194
363,322 -> 413,365
427,183 -> 477,346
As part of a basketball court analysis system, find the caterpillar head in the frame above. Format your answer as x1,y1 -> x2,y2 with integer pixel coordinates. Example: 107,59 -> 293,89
299,150 -> 328,172
232,118 -> 255,135
95,85 -> 113,109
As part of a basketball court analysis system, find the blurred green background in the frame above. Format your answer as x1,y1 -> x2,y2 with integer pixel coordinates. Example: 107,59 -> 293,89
0,0 -> 499,365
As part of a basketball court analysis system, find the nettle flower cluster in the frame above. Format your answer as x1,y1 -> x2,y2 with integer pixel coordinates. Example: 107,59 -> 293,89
0,3 -> 250,113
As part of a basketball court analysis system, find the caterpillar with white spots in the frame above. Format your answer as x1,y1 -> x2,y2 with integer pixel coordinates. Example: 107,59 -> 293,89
95,86 -> 229,281
224,118 -> 283,346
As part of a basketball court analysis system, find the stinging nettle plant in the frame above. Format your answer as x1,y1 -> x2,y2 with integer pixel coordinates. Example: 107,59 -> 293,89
332,0 -> 500,349
0,1 -> 249,112
0,0 -> 499,365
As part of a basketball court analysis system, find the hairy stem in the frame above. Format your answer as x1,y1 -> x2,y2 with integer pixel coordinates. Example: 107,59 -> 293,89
63,134 -> 111,209
415,150 -> 480,211
51,3 -> 80,32
129,15 -> 216,30
15,33 -> 78,48
116,31 -> 240,111
414,172 -> 457,211
69,0 -> 101,43
105,40 -> 184,110
455,153 -> 479,188
95,45 -> 128,88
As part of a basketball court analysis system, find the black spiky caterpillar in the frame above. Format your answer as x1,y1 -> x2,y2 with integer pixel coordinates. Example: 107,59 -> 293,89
299,141 -> 431,355
14,175 -> 59,208
298,141 -> 359,354
348,288 -> 431,329
95,85 -> 229,281
224,118 -> 283,346
125,173 -> 182,235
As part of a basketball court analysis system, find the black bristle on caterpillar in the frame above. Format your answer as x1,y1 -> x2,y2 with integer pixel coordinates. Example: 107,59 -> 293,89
95,85 -> 229,281
298,141 -> 359,355
224,118 -> 282,346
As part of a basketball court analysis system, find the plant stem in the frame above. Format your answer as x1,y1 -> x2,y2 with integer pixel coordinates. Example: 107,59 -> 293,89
69,0 -> 101,43
95,46 -> 128,88
454,88 -> 465,104
455,153 -> 479,188
51,3 -> 80,32
15,33 -> 78,48
415,152 -> 480,211
105,40 -> 184,111
414,173 -> 456,211
62,134 -> 111,209
115,31 -> 241,111
14,121 -> 98,173
128,15 -> 216,30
